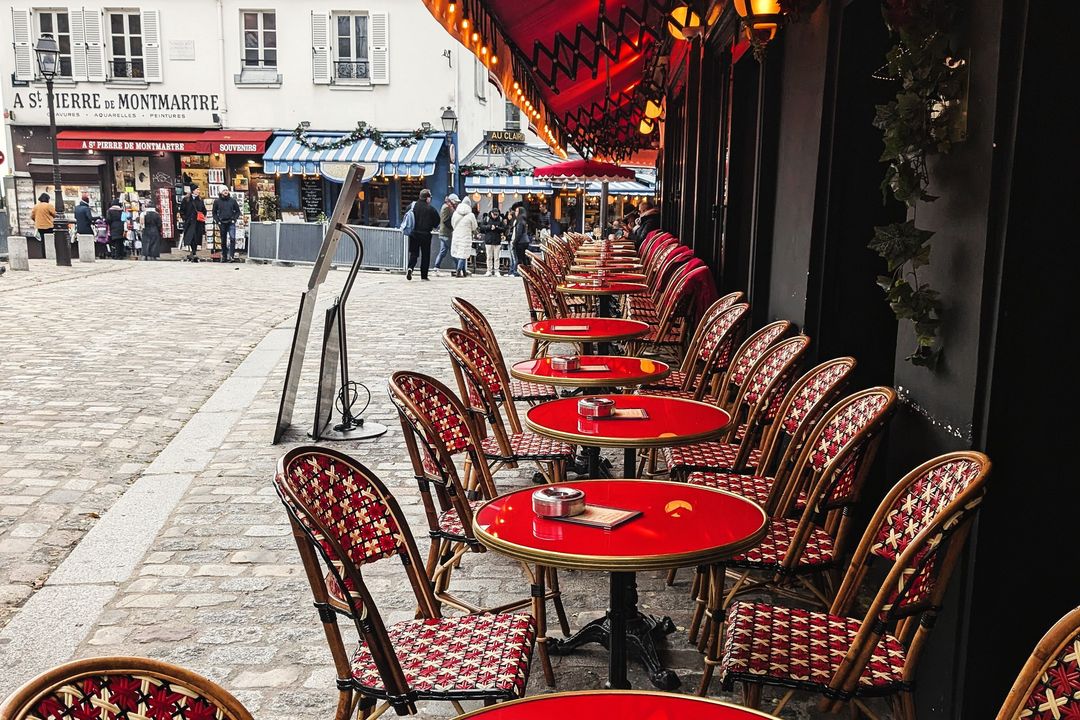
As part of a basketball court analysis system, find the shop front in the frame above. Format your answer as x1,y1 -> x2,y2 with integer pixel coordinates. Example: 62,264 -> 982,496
261,131 -> 449,228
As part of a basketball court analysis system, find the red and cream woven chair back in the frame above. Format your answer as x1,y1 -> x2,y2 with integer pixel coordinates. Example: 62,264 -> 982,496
0,657 -> 254,720
274,447 -> 435,710
680,303 -> 750,394
752,357 -> 856,501
518,266 -> 556,320
997,606 -> 1080,720
443,328 -> 523,451
823,451 -> 991,706
721,335 -> 811,458
713,320 -> 791,408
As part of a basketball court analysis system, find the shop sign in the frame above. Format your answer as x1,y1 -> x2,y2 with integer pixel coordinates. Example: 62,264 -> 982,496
158,187 -> 174,239
7,88 -> 221,127
484,130 -> 526,155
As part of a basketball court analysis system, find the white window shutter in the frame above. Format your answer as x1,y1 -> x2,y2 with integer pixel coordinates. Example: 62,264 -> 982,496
311,12 -> 331,84
70,10 -> 87,80
370,12 -> 388,85
11,9 -> 34,82
141,10 -> 163,82
82,9 -> 107,82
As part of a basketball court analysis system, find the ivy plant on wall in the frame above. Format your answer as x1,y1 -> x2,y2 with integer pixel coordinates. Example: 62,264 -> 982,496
869,0 -> 965,368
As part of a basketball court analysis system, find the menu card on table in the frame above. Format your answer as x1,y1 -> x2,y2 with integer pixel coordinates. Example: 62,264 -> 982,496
611,408 -> 649,419
551,325 -> 590,331
552,504 -> 641,530
577,365 -> 612,372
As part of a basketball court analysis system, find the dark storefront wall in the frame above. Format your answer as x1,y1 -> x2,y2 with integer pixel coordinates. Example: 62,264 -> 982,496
660,0 -> 1078,716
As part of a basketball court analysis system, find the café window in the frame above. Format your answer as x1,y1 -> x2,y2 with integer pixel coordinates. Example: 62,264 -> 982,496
36,10 -> 73,77
505,101 -> 521,132
242,10 -> 276,67
107,11 -> 144,79
333,12 -> 369,81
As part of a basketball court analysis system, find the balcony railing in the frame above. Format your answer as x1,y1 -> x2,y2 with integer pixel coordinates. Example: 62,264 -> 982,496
110,59 -> 145,80
334,60 -> 370,81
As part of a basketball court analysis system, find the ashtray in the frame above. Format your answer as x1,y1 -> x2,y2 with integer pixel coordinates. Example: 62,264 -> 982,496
590,276 -> 606,287
551,355 -> 581,371
533,486 -> 586,518
578,397 -> 615,418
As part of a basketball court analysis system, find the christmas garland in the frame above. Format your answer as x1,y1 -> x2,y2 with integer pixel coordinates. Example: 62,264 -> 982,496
292,121 -> 435,151
459,163 -> 534,178
868,0 -> 965,369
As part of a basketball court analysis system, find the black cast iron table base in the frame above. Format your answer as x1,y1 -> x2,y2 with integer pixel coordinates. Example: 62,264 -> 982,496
549,571 -> 680,691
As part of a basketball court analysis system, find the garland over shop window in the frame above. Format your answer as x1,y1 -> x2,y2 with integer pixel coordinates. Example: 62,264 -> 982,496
869,0 -> 966,369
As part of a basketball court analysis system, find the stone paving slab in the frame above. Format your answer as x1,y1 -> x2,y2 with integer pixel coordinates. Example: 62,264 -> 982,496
0,265 -> 873,718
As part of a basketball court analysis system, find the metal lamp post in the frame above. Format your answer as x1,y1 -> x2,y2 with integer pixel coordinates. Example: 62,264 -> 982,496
34,34 -> 71,266
441,107 -> 460,196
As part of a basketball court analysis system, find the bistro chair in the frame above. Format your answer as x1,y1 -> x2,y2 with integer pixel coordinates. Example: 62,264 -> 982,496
518,265 -> 553,321
996,606 -> 1080,719
388,372 -> 569,685
712,320 -> 793,411
644,293 -> 747,393
708,451 -> 991,720
275,446 -> 536,717
0,656 -> 253,720
627,263 -> 712,359
442,328 -> 575,485
451,297 -> 558,403
690,387 -> 898,649
661,335 -> 811,480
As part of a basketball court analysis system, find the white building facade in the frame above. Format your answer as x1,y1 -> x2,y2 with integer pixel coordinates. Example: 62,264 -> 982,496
0,0 -> 527,241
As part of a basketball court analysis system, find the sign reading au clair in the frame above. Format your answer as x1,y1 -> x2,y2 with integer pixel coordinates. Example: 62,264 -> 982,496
7,88 -> 221,127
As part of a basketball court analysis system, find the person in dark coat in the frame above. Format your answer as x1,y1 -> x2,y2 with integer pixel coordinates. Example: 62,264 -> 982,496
212,188 -> 241,261
106,201 -> 125,259
479,209 -> 506,276
73,193 -> 97,254
405,188 -> 440,281
508,206 -> 529,277
141,205 -> 163,260
631,199 -> 661,249
180,188 -> 206,259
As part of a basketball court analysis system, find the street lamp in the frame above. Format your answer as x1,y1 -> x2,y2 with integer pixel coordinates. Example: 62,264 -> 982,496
34,34 -> 71,266
440,107 -> 460,196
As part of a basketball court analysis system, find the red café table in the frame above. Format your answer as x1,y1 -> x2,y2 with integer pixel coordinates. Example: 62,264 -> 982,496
521,318 -> 650,355
558,281 -> 648,319
453,690 -> 780,720
510,355 -> 670,391
565,271 -> 647,283
473,480 -> 766,691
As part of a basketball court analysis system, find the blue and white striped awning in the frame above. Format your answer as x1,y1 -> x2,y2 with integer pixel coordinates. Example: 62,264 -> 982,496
464,175 -> 554,195
262,132 -> 445,179
586,179 -> 655,197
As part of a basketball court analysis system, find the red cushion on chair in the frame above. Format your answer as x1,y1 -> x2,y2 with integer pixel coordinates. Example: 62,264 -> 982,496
663,441 -> 761,474
730,518 -> 835,570
351,613 -> 536,700
687,471 -> 808,510
481,432 -> 575,461
507,378 -> 558,402
720,601 -> 907,694
437,499 -> 486,539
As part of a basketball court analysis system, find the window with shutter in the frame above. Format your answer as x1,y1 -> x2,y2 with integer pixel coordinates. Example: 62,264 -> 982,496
311,11 -> 331,84
37,10 -> 74,77
11,9 -> 35,82
106,11 -> 144,79
332,12 -> 369,81
369,11 -> 388,85
141,10 -> 162,82
81,9 -> 107,82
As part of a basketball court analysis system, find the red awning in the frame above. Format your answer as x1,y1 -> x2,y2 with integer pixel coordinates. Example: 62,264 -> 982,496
56,130 -> 270,154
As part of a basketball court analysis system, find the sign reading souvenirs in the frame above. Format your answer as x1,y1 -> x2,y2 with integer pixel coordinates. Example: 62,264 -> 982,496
7,88 -> 222,127
485,130 -> 526,155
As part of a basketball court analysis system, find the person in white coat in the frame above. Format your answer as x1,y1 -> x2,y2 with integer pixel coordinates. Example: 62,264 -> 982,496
450,198 -> 477,278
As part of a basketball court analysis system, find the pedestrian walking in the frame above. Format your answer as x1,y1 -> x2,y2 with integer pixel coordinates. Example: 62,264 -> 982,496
141,203 -> 163,260
433,193 -> 458,276
509,206 -> 530,277
479,209 -> 506,276
404,188 -> 440,281
30,193 -> 56,245
106,200 -> 126,259
74,193 -> 98,250
450,198 -> 477,278
180,188 -> 206,260
212,188 -> 241,261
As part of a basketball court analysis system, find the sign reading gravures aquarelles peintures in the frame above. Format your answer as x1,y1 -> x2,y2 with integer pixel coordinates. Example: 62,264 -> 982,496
7,88 -> 222,127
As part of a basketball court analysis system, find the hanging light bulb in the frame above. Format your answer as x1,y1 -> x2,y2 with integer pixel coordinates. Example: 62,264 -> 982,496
471,31 -> 479,42
448,0 -> 456,12
733,0 -> 784,45
461,17 -> 469,29
639,117 -> 655,135
667,4 -> 702,40
491,54 -> 498,64
480,45 -> 488,56
644,98 -> 663,119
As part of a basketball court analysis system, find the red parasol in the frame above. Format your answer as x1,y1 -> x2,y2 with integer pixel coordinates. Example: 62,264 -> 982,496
535,159 -> 637,233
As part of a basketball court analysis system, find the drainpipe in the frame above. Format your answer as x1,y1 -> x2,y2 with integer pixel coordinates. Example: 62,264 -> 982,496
217,0 -> 229,125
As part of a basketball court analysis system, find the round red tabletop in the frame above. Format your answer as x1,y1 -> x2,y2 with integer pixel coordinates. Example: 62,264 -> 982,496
453,691 -> 780,720
522,318 -> 650,343
557,281 -> 648,296
571,260 -> 643,269
576,250 -> 638,258
565,272 -> 647,283
510,356 -> 669,388
525,394 -> 730,449
472,480 -> 767,571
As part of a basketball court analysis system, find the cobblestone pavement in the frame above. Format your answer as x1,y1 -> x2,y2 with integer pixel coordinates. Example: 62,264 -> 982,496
0,261 -> 857,718
0,259 -> 344,627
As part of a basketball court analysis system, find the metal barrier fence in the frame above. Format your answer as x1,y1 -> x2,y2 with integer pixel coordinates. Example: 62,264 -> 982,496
247,222 -> 413,271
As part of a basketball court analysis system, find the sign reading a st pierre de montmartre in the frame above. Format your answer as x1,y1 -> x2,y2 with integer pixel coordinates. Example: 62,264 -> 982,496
7,87 -> 222,127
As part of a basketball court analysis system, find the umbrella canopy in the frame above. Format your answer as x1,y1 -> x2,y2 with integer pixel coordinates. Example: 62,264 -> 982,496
533,159 -> 637,183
